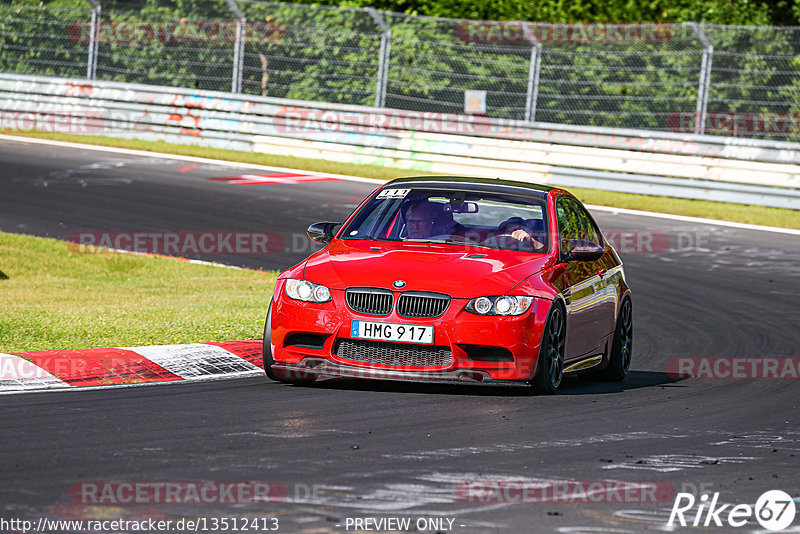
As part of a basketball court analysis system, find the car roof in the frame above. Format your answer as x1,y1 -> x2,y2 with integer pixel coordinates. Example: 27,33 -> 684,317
383,175 -> 556,200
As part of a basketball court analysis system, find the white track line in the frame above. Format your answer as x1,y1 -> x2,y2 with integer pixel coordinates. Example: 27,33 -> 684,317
0,369 -> 264,396
1,133 -> 796,235
111,247 -> 258,271
0,133 -> 384,184
587,205 -> 800,236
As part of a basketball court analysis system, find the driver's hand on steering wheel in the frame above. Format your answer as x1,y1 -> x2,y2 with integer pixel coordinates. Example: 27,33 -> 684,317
509,228 -> 544,250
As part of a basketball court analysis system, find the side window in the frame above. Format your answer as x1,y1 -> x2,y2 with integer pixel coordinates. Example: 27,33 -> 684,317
556,197 -> 581,242
556,197 -> 603,248
571,201 -> 603,246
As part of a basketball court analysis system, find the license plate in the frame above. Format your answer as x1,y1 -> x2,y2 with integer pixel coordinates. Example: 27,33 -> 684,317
351,320 -> 434,344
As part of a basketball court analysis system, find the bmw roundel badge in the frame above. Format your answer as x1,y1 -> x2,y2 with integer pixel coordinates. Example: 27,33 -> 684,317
393,280 -> 407,289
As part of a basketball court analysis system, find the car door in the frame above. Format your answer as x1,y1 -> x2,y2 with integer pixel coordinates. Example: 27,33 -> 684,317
555,196 -> 608,359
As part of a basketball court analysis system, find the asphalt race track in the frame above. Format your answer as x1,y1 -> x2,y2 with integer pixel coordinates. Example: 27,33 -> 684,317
1,137 -> 799,533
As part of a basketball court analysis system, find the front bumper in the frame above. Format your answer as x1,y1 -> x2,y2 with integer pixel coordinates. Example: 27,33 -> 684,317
270,281 -> 552,382
272,358 -> 531,386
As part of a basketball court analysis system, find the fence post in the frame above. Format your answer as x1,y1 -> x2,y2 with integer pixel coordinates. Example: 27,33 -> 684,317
224,0 -> 245,93
366,7 -> 391,108
522,24 -> 541,122
525,43 -> 542,122
86,0 -> 100,80
689,22 -> 713,135
697,47 -> 714,135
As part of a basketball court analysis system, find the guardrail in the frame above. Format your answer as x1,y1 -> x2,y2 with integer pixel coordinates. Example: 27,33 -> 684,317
1,73 -> 798,209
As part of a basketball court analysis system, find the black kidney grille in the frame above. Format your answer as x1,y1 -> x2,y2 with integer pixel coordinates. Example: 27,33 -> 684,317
345,288 -> 394,315
397,292 -> 450,318
335,339 -> 452,368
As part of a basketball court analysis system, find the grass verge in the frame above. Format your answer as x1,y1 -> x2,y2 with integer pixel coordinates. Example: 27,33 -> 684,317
3,130 -> 798,230
0,231 -> 276,353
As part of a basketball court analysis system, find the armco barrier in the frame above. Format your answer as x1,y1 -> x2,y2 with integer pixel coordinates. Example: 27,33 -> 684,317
1,73 -> 798,209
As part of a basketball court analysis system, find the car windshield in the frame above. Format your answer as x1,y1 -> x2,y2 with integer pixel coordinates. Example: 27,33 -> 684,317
340,188 -> 550,253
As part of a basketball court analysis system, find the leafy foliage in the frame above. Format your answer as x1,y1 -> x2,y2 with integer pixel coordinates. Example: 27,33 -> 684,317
312,0 -> 799,26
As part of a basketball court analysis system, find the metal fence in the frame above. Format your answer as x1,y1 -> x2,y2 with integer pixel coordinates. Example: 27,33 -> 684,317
1,0 -> 799,140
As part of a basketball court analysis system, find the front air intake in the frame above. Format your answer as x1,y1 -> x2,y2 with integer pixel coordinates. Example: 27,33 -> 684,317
335,339 -> 453,368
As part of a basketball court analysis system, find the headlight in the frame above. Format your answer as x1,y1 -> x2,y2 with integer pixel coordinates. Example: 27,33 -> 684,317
285,279 -> 332,303
466,296 -> 534,316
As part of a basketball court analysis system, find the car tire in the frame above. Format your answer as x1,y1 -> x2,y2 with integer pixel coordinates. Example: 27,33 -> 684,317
532,303 -> 566,394
262,302 -> 280,381
262,302 -> 316,385
599,298 -> 632,381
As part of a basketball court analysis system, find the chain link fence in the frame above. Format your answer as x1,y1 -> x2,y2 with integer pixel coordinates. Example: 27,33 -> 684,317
1,0 -> 799,140
237,1 -> 383,104
0,3 -> 90,79
91,0 -> 238,91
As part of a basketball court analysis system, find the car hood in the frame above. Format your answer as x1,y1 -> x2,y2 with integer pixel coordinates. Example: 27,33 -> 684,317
303,239 -> 553,298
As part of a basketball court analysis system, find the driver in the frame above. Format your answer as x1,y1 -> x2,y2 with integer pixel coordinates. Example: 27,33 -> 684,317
405,201 -> 440,239
498,217 -> 545,250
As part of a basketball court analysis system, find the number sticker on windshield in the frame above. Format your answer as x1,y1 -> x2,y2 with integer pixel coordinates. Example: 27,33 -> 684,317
376,188 -> 410,199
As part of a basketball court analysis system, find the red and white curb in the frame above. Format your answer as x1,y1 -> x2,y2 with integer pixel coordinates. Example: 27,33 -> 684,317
0,340 -> 265,393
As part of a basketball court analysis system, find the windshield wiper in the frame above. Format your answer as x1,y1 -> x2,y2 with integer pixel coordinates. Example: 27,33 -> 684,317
401,238 -> 453,244
401,238 -> 489,247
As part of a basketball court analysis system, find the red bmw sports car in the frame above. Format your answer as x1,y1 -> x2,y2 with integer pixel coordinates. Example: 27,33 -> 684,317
263,176 -> 632,393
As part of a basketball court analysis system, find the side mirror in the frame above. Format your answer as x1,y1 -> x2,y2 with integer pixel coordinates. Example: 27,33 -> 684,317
562,239 -> 604,262
307,222 -> 340,244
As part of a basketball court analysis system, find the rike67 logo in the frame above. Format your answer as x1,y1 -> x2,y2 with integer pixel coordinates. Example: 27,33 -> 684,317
668,490 -> 796,531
